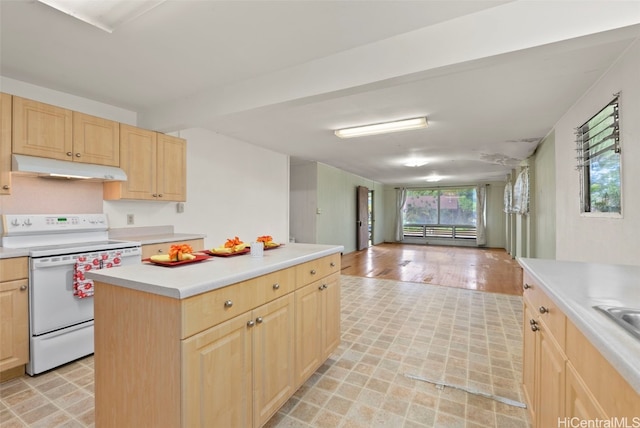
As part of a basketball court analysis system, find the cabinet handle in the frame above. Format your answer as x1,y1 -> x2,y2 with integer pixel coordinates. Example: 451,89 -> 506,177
66,151 -> 72,157
538,306 -> 549,314
318,285 -> 324,291
256,317 -> 263,324
529,319 -> 536,325
318,284 -> 327,291
523,283 -> 532,289
330,262 -> 335,267
247,320 -> 255,327
310,269 -> 317,275
157,249 -> 164,253
158,194 -> 163,198
530,324 -> 539,332
152,194 -> 158,198
75,153 -> 81,158
2,185 -> 9,190
224,300 -> 233,308
272,283 -> 280,290
20,285 -> 27,291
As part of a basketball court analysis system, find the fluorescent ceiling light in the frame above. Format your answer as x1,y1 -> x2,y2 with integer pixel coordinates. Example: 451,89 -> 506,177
37,0 -> 166,33
335,117 -> 427,139
404,159 -> 428,167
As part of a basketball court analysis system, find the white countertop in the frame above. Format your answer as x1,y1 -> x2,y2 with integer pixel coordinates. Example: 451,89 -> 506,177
86,243 -> 344,299
0,229 -> 205,259
518,258 -> 640,394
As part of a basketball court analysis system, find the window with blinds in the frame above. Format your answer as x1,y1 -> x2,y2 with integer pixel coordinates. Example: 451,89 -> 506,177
575,94 -> 621,214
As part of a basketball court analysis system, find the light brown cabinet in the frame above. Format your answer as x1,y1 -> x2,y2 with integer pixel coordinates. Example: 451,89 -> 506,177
182,293 -> 294,428
0,93 -> 11,195
0,257 -> 29,381
94,254 -> 340,428
72,111 -> 120,166
295,272 -> 340,388
141,238 -> 204,259
104,124 -> 186,201
521,270 -> 639,426
12,96 -> 119,166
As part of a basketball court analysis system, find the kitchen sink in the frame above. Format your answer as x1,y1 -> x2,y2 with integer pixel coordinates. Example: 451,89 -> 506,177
594,305 -> 640,340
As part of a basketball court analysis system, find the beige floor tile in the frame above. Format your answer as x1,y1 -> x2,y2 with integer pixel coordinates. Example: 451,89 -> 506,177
0,275 -> 531,428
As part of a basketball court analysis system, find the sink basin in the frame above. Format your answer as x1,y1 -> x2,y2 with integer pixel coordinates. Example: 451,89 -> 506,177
594,305 -> 640,340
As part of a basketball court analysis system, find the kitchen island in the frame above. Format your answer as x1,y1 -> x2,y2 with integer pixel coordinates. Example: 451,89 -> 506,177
86,243 -> 343,428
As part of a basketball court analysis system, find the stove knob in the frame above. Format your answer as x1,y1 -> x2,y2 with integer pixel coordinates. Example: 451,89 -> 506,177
11,218 -> 20,226
23,219 -> 32,226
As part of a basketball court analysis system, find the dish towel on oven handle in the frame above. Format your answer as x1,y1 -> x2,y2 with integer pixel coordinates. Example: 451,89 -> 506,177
73,251 -> 123,299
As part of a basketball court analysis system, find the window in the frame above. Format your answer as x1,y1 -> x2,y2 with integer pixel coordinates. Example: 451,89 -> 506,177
403,187 -> 477,239
576,94 -> 621,214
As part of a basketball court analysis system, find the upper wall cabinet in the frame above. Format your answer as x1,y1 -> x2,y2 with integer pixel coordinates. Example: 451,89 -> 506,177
12,96 -> 119,167
104,124 -> 186,202
72,112 -> 120,166
1,93 -> 12,195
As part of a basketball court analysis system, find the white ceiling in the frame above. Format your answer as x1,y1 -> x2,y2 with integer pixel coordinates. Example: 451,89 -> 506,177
2,0 -> 640,186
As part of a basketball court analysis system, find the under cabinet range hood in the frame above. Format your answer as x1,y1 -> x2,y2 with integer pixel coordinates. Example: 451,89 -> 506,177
12,155 -> 128,181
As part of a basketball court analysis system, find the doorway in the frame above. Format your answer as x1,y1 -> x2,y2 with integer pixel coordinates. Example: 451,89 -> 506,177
356,186 -> 374,250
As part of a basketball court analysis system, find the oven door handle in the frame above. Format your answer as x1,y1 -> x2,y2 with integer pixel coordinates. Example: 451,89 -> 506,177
31,257 -> 82,269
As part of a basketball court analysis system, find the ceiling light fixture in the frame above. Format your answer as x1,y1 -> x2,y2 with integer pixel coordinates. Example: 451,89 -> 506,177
334,117 -> 427,139
425,175 -> 443,182
37,0 -> 166,33
404,160 -> 428,167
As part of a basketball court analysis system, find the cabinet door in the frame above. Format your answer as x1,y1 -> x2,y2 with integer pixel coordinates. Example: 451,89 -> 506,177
116,124 -> 157,200
182,312 -> 253,428
522,300 -> 537,424
537,322 -> 566,428
295,281 -> 322,387
72,112 -> 119,166
565,362 -> 607,421
157,133 -> 186,202
253,294 -> 295,428
321,273 -> 341,359
0,93 -> 11,195
0,279 -> 29,372
12,96 -> 72,160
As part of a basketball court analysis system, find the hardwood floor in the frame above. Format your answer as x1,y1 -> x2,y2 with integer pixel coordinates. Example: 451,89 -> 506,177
341,243 -> 524,296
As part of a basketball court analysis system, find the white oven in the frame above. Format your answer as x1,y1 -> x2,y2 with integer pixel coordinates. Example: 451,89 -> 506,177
1,214 -> 141,375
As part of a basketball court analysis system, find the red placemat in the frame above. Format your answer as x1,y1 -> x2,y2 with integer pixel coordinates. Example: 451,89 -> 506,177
143,253 -> 212,266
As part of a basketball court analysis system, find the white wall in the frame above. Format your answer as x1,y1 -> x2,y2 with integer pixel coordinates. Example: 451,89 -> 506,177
290,161 -> 318,244
315,163 -> 385,253
531,132 -> 556,259
0,77 -> 137,124
554,39 -> 640,265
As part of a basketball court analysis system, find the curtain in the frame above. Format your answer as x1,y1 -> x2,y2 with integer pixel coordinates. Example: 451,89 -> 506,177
394,187 -> 407,242
476,184 -> 487,246
513,168 -> 530,215
503,181 -> 513,213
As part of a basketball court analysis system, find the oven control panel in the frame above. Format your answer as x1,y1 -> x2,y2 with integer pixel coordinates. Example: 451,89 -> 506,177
1,214 -> 109,236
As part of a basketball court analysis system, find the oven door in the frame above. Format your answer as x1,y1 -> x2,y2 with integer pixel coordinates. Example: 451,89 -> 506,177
30,254 -> 94,336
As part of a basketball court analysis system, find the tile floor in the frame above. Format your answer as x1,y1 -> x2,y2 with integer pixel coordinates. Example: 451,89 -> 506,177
1,275 -> 531,427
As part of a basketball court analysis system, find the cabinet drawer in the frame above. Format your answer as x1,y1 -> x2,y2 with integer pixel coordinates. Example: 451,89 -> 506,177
0,258 -> 28,282
523,272 -> 566,349
141,239 -> 204,259
254,268 -> 295,306
181,279 -> 258,339
295,253 -> 341,287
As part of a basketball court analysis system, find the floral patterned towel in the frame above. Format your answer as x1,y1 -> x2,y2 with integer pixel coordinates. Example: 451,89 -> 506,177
73,251 -> 122,299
